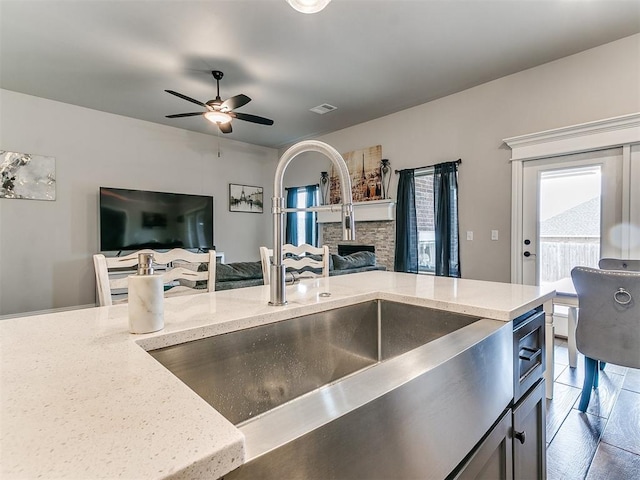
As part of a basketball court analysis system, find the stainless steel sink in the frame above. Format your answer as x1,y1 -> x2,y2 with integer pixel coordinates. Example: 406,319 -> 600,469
149,300 -> 480,425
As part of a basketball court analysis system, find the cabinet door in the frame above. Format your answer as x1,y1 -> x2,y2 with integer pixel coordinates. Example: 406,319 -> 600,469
452,409 -> 513,480
513,379 -> 546,479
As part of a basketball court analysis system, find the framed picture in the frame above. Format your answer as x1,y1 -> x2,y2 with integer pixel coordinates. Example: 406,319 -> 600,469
229,183 -> 263,213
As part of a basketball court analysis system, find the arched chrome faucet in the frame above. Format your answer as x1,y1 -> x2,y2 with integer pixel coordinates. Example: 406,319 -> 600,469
270,140 -> 355,305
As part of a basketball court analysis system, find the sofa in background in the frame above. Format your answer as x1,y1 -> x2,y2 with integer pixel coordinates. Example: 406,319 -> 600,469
210,250 -> 385,291
329,251 -> 386,276
214,261 -> 265,291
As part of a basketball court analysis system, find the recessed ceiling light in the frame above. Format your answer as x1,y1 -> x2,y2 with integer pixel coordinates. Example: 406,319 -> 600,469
286,0 -> 331,14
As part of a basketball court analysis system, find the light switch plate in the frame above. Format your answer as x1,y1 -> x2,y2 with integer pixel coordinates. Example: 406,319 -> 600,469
466,231 -> 473,241
491,230 -> 499,241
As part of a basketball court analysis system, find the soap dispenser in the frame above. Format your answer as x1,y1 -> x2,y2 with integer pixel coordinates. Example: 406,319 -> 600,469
128,252 -> 164,334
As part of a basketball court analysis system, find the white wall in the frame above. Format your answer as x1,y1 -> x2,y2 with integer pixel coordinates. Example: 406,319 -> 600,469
285,34 -> 640,282
0,90 -> 277,315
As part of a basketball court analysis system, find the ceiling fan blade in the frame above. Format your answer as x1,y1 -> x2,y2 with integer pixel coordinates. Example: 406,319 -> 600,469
222,94 -> 251,110
231,112 -> 274,126
165,90 -> 206,108
165,112 -> 204,118
219,122 -> 232,134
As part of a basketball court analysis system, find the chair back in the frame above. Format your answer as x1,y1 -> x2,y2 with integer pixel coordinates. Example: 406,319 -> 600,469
93,248 -> 216,306
259,246 -> 273,285
598,258 -> 640,271
260,244 -> 330,285
571,266 -> 640,369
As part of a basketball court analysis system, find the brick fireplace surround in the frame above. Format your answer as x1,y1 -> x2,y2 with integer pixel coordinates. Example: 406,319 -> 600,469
321,220 -> 395,271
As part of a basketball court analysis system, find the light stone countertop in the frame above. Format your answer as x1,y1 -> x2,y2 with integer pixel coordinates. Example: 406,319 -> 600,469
0,271 -> 555,479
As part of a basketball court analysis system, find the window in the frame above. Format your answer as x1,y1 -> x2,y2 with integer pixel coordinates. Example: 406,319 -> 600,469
539,166 -> 602,285
285,185 -> 320,246
415,173 -> 435,273
395,161 -> 459,276
294,188 -> 312,244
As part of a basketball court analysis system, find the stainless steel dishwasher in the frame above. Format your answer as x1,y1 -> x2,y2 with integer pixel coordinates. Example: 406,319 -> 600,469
448,307 -> 547,480
512,307 -> 547,479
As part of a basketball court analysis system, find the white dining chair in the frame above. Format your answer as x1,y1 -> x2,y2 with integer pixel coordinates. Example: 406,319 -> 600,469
260,244 -> 330,285
93,248 -> 216,306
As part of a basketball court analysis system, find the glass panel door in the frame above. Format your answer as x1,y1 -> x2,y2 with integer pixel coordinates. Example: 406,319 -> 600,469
538,165 -> 601,287
521,148 -> 622,287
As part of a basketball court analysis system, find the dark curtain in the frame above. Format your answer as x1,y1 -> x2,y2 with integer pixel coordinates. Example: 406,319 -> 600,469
394,169 -> 418,273
285,185 -> 319,246
304,184 -> 319,246
433,162 -> 460,277
285,188 -> 298,245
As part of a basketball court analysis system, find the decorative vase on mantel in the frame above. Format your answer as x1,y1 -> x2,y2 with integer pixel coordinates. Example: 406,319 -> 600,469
380,159 -> 391,200
320,171 -> 329,205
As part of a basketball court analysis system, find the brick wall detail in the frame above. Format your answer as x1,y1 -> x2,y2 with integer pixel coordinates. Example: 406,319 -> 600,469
415,175 -> 434,232
322,221 -> 396,271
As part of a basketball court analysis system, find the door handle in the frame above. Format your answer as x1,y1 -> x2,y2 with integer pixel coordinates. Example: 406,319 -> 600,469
523,251 -> 536,257
514,430 -> 526,444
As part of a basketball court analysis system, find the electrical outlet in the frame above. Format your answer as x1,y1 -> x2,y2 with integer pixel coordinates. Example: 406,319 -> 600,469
491,230 -> 499,241
466,231 -> 473,241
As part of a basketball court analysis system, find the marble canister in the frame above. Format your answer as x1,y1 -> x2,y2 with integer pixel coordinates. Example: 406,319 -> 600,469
128,253 -> 164,334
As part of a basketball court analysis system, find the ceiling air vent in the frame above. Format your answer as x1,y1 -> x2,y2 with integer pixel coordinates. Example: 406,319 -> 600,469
310,103 -> 337,115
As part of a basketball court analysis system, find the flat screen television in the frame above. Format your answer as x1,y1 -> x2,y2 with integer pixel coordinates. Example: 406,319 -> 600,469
99,187 -> 214,252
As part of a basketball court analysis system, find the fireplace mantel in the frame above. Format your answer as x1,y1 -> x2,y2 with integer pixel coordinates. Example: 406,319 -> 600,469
317,199 -> 395,223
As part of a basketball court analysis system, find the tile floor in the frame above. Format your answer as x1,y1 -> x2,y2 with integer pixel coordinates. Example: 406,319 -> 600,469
546,338 -> 640,479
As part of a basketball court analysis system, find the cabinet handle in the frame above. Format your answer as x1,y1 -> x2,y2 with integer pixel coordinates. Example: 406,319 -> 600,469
519,346 -> 541,362
514,430 -> 526,444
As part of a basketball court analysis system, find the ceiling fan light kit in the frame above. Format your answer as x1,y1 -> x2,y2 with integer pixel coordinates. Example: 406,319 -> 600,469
165,70 -> 273,134
286,0 -> 331,14
204,111 -> 231,124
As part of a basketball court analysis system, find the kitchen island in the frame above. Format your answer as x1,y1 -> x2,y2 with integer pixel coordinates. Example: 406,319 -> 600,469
0,271 -> 555,479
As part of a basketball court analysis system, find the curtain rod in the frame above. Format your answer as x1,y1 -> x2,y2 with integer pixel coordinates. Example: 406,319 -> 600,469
395,158 -> 461,174
285,183 -> 320,190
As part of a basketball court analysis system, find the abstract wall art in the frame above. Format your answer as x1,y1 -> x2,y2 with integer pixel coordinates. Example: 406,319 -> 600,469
0,150 -> 56,201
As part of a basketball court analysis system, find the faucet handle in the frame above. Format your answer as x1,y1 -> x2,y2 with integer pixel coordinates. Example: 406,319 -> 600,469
285,271 -> 300,286
342,203 -> 356,241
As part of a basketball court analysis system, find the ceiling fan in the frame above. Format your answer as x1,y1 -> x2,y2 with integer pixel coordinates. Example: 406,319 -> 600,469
165,70 -> 274,134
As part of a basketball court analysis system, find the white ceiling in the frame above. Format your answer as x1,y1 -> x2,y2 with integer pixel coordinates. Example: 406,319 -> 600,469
1,0 -> 639,149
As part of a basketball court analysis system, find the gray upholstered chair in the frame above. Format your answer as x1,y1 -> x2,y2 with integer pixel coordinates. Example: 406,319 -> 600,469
596,259 -> 640,371
570,266 -> 640,412
598,258 -> 640,271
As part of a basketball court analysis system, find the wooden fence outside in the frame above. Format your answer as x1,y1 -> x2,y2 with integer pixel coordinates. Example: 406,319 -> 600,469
539,237 -> 599,283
